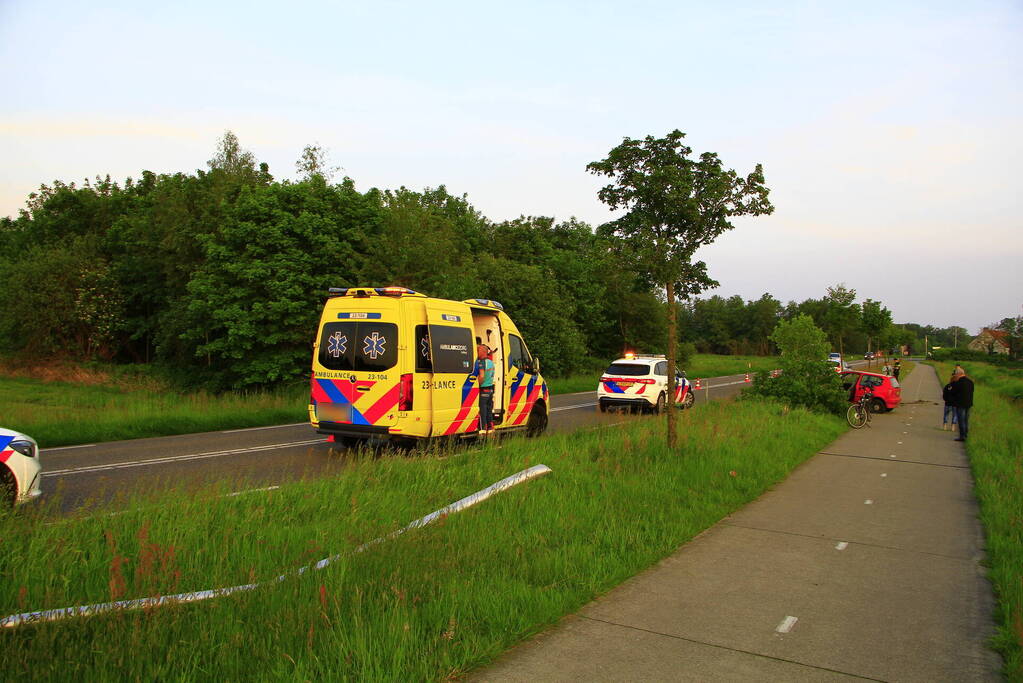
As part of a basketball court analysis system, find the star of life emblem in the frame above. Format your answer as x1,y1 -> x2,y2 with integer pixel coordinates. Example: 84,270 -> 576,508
363,332 -> 387,360
420,336 -> 430,358
327,331 -> 347,358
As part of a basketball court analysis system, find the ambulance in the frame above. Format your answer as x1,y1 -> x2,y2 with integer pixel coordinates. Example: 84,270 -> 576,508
309,287 -> 550,445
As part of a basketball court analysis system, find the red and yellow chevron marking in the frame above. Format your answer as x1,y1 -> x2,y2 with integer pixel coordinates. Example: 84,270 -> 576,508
311,376 -> 399,426
442,375 -> 480,435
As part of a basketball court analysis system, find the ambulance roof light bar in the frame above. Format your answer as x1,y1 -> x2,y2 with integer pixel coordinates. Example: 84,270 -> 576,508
466,298 -> 504,310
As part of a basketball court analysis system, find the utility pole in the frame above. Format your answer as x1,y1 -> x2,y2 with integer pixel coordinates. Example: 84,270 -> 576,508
954,327 -> 958,348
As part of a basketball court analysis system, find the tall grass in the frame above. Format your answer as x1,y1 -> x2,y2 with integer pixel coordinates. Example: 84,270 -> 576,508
0,375 -> 306,447
0,399 -> 844,680
931,361 -> 1022,679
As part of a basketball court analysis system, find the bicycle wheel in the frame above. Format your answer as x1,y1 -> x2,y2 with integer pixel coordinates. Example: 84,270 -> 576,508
847,404 -> 867,429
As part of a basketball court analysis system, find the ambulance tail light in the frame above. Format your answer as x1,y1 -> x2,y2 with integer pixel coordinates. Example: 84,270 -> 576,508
398,373 -> 414,411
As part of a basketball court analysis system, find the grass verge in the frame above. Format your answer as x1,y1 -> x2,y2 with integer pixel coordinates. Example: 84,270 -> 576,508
0,398 -> 844,680
929,360 -> 1022,680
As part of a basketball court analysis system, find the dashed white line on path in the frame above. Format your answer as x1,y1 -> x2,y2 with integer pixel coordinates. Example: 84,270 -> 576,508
881,473 -> 888,477
865,499 -> 874,505
776,616 -> 799,633
835,542 -> 849,550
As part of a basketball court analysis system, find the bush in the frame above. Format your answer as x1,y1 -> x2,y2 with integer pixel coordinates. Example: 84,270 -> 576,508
747,315 -> 846,414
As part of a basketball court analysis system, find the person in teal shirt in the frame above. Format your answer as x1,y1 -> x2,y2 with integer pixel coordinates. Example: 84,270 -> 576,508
475,344 -> 496,433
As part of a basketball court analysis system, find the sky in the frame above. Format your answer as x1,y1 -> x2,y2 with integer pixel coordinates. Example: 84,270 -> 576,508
2,0 -> 1020,334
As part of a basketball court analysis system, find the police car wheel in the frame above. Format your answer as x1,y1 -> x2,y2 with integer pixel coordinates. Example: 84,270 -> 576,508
654,392 -> 666,414
598,400 -> 608,413
1,469 -> 15,509
681,392 -> 695,409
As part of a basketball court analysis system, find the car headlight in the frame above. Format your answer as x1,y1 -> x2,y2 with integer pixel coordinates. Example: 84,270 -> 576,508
9,440 -> 36,458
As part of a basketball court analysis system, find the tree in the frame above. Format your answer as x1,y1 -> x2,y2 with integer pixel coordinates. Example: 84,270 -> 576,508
860,298 -> 892,366
824,284 -> 859,357
748,314 -> 846,414
588,130 -> 773,447
295,144 -> 340,182
996,316 -> 1023,359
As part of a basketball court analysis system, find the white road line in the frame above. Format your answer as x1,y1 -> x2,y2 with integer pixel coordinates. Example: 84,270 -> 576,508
881,473 -> 887,477
222,423 -> 306,434
44,439 -> 324,477
897,441 -> 903,444
226,486 -> 281,497
890,454 -> 897,458
551,402 -> 597,412
835,541 -> 848,550
865,499 -> 873,505
776,616 -> 799,633
44,444 -> 97,452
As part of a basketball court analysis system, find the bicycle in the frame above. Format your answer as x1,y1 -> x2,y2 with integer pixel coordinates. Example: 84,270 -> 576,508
847,388 -> 874,429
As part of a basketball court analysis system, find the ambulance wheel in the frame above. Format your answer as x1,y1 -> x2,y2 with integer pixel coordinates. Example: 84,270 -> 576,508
654,393 -> 666,414
526,405 -> 548,437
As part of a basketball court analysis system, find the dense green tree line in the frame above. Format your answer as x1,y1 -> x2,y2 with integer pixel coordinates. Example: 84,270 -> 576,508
0,134 -> 666,388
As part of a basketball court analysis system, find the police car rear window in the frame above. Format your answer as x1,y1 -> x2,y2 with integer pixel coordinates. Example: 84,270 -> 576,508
319,322 -> 398,372
605,363 -> 649,376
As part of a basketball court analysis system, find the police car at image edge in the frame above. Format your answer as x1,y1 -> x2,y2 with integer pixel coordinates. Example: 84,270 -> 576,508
1,427 -> 42,507
597,353 -> 695,414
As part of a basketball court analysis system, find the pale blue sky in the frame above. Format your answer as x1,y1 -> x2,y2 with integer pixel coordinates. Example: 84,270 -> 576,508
2,1 -> 1020,333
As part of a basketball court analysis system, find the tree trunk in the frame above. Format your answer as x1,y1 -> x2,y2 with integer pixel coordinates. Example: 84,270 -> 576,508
665,280 -> 677,449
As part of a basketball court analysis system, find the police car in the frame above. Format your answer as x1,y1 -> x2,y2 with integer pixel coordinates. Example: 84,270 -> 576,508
597,353 -> 694,414
1,427 -> 42,508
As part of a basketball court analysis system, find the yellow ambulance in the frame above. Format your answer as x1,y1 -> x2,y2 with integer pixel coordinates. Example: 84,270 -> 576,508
309,287 -> 550,445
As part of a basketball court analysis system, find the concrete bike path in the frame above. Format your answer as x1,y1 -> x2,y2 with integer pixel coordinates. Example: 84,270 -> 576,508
474,364 -> 1001,682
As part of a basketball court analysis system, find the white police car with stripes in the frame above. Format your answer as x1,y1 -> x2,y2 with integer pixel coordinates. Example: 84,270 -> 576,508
597,353 -> 694,414
1,427 -> 42,507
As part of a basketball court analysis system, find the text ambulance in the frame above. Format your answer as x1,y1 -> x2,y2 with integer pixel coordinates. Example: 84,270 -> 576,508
309,287 -> 549,445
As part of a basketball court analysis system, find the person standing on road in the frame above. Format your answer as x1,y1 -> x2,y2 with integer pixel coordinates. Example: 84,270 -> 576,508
942,373 -> 959,432
948,367 -> 974,442
475,345 -> 496,434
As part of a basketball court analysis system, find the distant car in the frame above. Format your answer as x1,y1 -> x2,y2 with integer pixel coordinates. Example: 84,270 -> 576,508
597,353 -> 694,414
828,352 -> 841,361
864,351 -> 875,360
1,427 -> 42,507
841,371 -> 901,412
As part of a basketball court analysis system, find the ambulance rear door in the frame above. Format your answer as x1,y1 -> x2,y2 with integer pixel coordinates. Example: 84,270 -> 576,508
425,303 -> 478,436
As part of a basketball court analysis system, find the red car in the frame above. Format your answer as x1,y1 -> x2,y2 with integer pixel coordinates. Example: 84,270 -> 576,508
841,371 -> 901,412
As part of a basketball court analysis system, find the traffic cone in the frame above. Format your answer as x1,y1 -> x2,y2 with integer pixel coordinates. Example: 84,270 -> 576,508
744,372 -> 751,383
695,378 -> 702,390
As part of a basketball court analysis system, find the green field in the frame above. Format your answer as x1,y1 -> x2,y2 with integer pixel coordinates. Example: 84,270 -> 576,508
930,360 -> 1023,680
0,398 -> 844,680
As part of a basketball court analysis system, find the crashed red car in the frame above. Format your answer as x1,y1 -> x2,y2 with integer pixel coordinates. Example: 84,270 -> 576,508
840,371 -> 901,412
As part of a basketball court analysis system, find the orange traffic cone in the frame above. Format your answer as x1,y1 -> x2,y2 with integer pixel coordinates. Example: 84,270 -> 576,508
744,372 -> 751,383
695,378 -> 702,390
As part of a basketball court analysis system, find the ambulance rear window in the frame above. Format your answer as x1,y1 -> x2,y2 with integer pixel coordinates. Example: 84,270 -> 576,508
605,363 -> 649,376
318,322 -> 398,372
429,325 -> 473,374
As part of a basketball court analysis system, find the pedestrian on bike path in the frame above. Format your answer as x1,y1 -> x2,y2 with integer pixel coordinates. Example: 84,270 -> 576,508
948,366 -> 975,442
475,363 -> 1001,682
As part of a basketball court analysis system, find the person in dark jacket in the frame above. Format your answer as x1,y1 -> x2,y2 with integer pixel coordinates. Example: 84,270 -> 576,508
948,367 -> 974,442
942,374 -> 958,431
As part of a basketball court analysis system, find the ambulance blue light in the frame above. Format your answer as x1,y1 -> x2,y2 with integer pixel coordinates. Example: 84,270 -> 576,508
471,298 -> 503,310
327,287 -> 349,297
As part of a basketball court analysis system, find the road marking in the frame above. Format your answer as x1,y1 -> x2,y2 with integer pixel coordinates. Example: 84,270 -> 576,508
226,485 -> 280,497
835,541 -> 848,550
897,441 -> 903,445
865,499 -> 873,505
890,454 -> 897,458
776,616 -> 798,633
551,402 -> 597,412
44,444 -> 96,452
881,473 -> 887,477
43,439 -> 324,477
222,423 -> 306,434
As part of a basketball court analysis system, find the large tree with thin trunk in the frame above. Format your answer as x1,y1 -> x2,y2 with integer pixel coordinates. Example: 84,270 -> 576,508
587,130 -> 773,448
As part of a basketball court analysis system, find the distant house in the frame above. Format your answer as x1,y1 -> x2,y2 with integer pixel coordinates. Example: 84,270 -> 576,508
967,328 -> 1010,355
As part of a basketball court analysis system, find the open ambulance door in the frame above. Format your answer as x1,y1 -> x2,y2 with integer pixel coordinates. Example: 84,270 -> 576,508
471,310 -> 504,423
425,304 -> 478,436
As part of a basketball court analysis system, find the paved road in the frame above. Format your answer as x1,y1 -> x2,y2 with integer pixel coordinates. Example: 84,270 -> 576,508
475,362 -> 1001,682
37,371 -> 764,512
